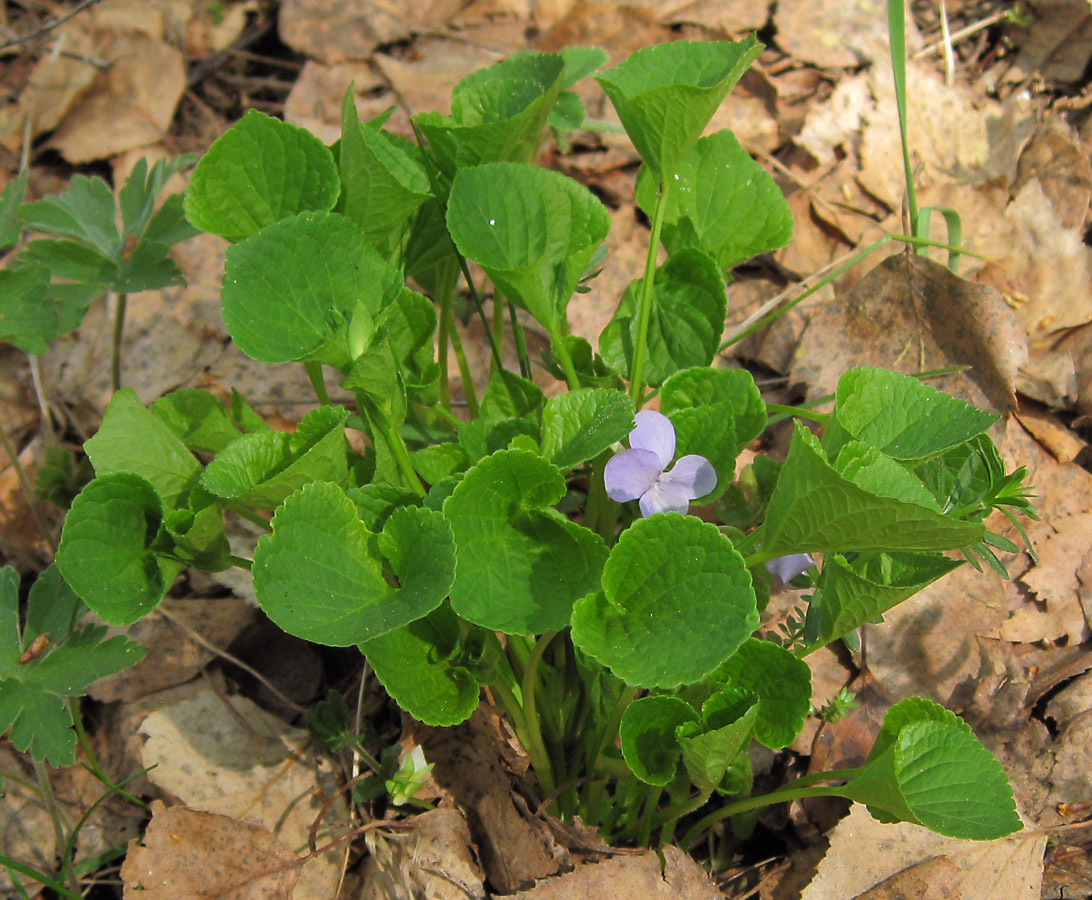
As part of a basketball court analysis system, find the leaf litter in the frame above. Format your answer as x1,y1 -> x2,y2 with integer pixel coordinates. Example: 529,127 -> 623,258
2,0 -> 1092,897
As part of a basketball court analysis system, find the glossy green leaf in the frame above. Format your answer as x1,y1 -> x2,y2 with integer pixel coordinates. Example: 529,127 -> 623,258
571,513 -> 758,688
595,38 -> 762,182
635,129 -> 792,271
599,249 -> 726,387
620,695 -> 698,785
360,604 -> 482,727
825,367 -> 1000,461
711,638 -> 811,748
0,566 -> 146,765
253,481 -> 455,645
201,405 -> 349,509
84,388 -> 202,509
456,418 -> 539,464
185,109 -> 340,242
541,388 -> 634,471
480,369 -> 545,421
444,449 -> 608,634
447,162 -> 610,331
55,473 -> 181,624
677,688 -> 759,794
220,211 -> 404,367
151,389 -> 243,453
761,422 -> 984,556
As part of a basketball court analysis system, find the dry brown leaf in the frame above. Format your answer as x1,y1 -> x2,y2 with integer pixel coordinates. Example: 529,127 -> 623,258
1004,0 -> 1092,84
1013,121 -> 1092,231
802,804 -> 1046,900
186,0 -> 256,59
1042,843 -> 1092,900
138,689 -> 348,900
283,61 -> 389,144
1044,711 -> 1092,818
511,845 -> 721,899
279,0 -> 467,63
120,800 -> 301,899
658,0 -> 771,31
775,0 -> 911,68
792,253 -> 1028,414
1009,512 -> 1092,644
1012,407 -> 1085,463
50,32 -> 185,163
0,747 -> 56,895
373,36 -> 503,118
797,74 -> 873,165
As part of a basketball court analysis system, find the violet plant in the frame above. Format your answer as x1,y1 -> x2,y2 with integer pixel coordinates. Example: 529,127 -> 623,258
2,37 -> 1036,851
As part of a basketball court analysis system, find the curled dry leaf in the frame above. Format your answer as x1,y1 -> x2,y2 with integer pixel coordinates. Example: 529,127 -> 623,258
120,800 -> 301,900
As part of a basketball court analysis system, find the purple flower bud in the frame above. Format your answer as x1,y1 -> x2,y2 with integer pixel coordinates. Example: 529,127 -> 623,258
604,410 -> 717,516
765,553 -> 814,584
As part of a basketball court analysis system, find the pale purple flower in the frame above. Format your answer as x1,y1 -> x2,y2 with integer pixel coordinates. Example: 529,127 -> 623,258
604,410 -> 717,517
765,553 -> 814,584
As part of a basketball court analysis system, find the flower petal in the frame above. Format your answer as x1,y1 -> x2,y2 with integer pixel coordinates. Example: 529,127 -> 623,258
660,454 -> 717,500
639,479 -> 693,516
629,410 -> 675,470
765,553 -> 815,584
604,448 -> 663,502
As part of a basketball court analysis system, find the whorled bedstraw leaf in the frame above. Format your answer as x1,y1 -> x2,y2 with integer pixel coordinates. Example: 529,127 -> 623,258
253,481 -> 455,645
571,513 -> 758,688
710,638 -> 811,749
151,389 -> 243,454
201,405 -> 350,509
414,53 -> 566,173
635,129 -> 792,271
56,473 -> 183,624
220,211 -> 404,367
841,697 -> 1021,840
444,448 -> 608,634
0,566 -> 146,765
359,604 -> 482,727
540,388 -> 634,471
338,85 -> 431,249
446,162 -> 610,332
595,37 -> 762,183
761,422 -> 984,556
84,388 -> 202,509
184,109 -> 340,242
824,367 -> 1001,462
599,248 -> 726,387
813,552 -> 962,651
620,695 -> 699,785
660,367 -> 766,500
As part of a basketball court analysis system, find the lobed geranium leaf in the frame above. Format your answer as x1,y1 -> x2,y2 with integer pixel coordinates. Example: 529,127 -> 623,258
813,552 -> 962,651
0,263 -> 60,354
338,86 -> 431,249
620,695 -> 699,786
540,388 -> 634,471
600,248 -> 726,387
842,698 -> 1021,840
0,170 -> 27,248
221,211 -> 404,368
571,514 -> 758,688
360,604 -> 482,727
185,109 -> 339,242
825,367 -> 1001,461
19,174 -> 121,259
446,162 -> 610,332
56,473 -> 182,624
201,406 -> 349,509
253,481 -> 455,645
414,53 -> 565,172
0,566 -> 146,765
444,448 -> 608,634
151,389 -> 243,454
595,38 -> 762,183
635,129 -> 792,271
761,422 -> 984,556
84,388 -> 202,510
711,638 -> 811,749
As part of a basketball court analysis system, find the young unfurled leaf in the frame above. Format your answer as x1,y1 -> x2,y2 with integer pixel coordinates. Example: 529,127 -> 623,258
151,389 -> 244,454
620,695 -> 699,785
253,481 -> 455,645
595,38 -> 762,183
444,448 -> 608,634
571,513 -> 757,688
635,129 -> 792,271
840,697 -> 1021,840
0,566 -> 146,765
446,162 -> 610,333
220,211 -> 403,368
677,688 -> 759,794
414,53 -> 566,173
185,109 -> 340,242
599,249 -> 726,387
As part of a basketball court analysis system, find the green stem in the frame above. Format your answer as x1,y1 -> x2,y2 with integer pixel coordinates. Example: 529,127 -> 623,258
0,852 -> 81,900
445,308 -> 480,417
491,291 -> 505,375
636,785 -> 663,847
489,678 -> 556,803
629,179 -> 672,405
435,260 -> 458,413
584,451 -> 617,542
520,631 -> 560,803
764,403 -> 831,425
110,292 -> 127,393
887,0 -> 918,228
70,699 -> 149,811
372,406 -> 426,496
304,361 -> 331,405
221,501 -> 271,532
33,757 -> 80,898
548,325 -> 581,391
508,298 -> 532,380
680,782 -> 848,850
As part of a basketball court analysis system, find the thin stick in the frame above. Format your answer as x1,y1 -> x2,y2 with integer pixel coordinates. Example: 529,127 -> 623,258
0,0 -> 108,52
